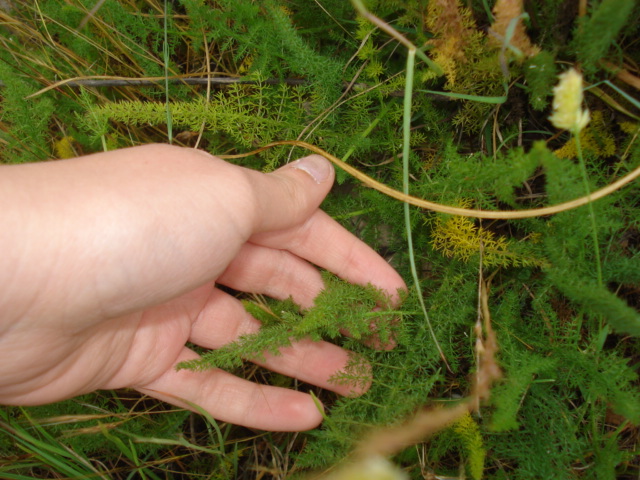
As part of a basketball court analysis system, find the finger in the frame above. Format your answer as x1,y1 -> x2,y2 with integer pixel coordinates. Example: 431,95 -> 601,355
215,243 -> 394,350
251,210 -> 407,305
189,288 -> 369,396
252,338 -> 370,397
189,287 -> 261,348
245,154 -> 335,234
136,347 -> 325,431
217,243 -> 324,309
216,230 -> 403,350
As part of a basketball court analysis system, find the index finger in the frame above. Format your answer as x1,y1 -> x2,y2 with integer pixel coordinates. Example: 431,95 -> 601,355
250,210 -> 407,305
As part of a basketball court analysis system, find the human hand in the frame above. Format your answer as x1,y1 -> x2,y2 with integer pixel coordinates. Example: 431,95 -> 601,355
0,144 -> 405,431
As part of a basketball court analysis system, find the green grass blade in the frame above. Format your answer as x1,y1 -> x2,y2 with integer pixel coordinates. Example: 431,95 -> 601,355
402,49 -> 450,370
602,80 -> 640,111
419,89 -> 507,103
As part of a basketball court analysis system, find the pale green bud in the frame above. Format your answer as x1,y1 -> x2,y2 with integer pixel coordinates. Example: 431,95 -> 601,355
549,68 -> 590,133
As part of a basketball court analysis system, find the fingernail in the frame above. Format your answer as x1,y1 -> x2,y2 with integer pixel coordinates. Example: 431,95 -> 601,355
290,155 -> 331,184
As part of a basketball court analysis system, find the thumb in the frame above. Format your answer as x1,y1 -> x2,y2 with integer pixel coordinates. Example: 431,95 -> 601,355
248,154 -> 335,233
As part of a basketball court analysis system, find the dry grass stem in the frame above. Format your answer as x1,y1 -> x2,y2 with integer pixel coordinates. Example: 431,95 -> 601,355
220,140 -> 640,219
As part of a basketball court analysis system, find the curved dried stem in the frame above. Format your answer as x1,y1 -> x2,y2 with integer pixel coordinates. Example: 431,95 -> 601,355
219,140 -> 640,219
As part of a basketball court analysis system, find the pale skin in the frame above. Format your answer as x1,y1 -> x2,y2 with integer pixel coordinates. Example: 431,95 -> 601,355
0,144 -> 406,432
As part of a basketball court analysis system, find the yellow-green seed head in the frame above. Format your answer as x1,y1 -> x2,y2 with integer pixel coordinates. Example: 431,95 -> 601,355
549,68 -> 590,133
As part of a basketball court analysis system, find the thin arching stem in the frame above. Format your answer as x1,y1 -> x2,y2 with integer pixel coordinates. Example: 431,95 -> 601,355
219,140 -> 640,219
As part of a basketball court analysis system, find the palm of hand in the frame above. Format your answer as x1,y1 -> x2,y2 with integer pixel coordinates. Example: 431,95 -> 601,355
0,145 -> 405,431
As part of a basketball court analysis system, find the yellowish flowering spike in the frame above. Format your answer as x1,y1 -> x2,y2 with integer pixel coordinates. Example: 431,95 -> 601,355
549,68 -> 590,133
454,412 -> 486,480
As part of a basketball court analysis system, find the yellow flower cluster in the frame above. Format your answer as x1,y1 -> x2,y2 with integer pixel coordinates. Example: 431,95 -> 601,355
619,121 -> 639,135
53,136 -> 76,159
548,68 -> 590,133
554,110 -> 616,159
430,207 -> 539,268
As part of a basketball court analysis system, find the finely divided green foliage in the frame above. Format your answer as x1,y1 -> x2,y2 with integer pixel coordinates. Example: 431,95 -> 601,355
539,143 -> 640,336
0,59 -> 54,163
312,138 -> 640,476
572,0 -> 637,77
91,84 -> 310,155
181,0 -> 343,111
524,50 -> 557,111
487,349 -> 640,479
2,1 -> 640,479
178,272 -> 397,373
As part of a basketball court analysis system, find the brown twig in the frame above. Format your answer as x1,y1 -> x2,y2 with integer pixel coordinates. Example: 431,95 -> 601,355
17,75 -> 308,98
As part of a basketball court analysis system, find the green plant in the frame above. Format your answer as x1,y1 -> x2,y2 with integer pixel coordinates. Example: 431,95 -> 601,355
2,1 -> 640,479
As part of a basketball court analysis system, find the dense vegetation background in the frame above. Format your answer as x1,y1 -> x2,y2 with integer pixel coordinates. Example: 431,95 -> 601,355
1,0 -> 639,478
